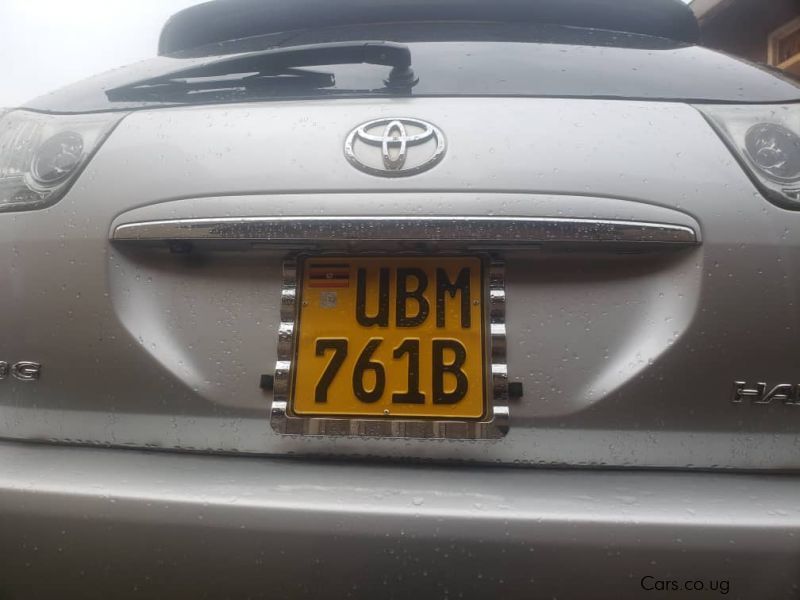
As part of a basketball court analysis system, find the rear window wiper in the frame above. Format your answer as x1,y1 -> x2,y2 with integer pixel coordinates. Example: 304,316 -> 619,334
106,41 -> 418,102
106,68 -> 338,103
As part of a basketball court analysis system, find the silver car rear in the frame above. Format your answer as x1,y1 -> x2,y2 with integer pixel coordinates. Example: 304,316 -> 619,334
1,1 -> 799,597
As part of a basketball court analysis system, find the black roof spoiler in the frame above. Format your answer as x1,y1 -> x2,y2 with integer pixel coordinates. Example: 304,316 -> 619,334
158,0 -> 700,56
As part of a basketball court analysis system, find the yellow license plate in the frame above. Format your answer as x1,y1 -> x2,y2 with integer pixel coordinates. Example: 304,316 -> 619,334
291,256 -> 486,419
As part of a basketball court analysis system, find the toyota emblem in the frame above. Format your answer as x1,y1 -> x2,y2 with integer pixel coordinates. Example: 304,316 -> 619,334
344,117 -> 446,177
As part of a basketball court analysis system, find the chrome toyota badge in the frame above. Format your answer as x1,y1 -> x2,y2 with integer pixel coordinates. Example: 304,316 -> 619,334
344,117 -> 446,177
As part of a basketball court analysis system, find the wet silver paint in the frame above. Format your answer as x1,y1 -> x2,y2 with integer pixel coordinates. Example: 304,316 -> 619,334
1,97 -> 799,469
0,440 -> 798,598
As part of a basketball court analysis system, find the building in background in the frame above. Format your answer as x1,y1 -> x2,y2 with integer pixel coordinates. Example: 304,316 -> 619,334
694,0 -> 800,74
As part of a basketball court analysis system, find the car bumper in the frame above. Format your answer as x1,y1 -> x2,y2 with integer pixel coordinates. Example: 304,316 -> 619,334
0,440 -> 798,599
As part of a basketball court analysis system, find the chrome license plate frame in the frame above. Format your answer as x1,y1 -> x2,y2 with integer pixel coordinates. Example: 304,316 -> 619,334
269,254 -> 509,439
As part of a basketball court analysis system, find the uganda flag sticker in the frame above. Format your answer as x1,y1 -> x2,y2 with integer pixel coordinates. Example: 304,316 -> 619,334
308,263 -> 350,288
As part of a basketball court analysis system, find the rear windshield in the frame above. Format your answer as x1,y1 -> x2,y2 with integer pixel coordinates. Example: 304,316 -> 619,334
24,23 -> 800,113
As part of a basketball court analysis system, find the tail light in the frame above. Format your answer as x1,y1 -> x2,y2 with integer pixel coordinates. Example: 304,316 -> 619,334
0,110 -> 126,212
697,103 -> 800,209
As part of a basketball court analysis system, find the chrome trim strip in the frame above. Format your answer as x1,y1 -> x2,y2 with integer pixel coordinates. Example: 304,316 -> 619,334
269,255 -> 509,440
111,216 -> 699,247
